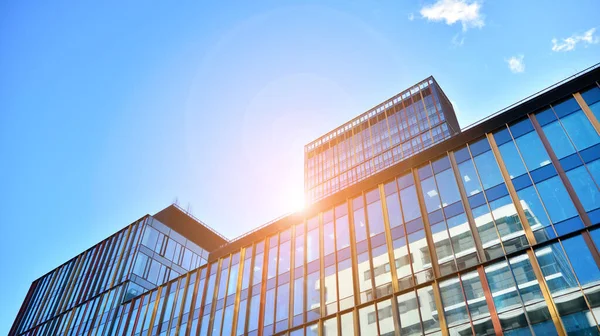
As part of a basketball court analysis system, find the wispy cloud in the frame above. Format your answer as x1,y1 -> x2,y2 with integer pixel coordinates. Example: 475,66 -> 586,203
420,0 -> 484,31
506,55 -> 525,73
551,28 -> 599,52
452,33 -> 465,47
408,13 -> 415,21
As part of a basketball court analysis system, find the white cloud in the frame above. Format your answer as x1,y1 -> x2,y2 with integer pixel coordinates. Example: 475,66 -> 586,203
452,33 -> 465,46
408,13 -> 415,21
552,28 -> 599,52
506,55 -> 525,73
420,0 -> 484,31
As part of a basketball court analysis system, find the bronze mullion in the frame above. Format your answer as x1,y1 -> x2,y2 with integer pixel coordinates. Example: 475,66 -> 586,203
196,262 -> 216,335
530,113 -> 593,227
574,92 -> 600,135
110,226 -> 132,288
431,281 -> 449,336
418,85 -> 436,145
448,151 -> 486,262
378,183 -> 400,295
346,197 -> 362,310
486,133 -> 537,246
476,266 -> 502,335
230,248 -> 246,336
411,168 -> 441,279
582,231 -> 600,269
147,286 -> 163,336
526,249 -> 566,336
174,274 -> 191,335
258,239 -> 269,336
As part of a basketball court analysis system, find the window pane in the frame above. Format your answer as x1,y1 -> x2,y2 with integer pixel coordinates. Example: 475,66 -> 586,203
279,240 -> 291,275
367,197 -> 385,237
461,271 -> 490,319
340,312 -> 355,336
337,259 -> 354,310
514,131 -> 551,170
436,168 -> 462,206
253,252 -> 264,286
560,110 -> 600,151
473,150 -> 504,189
323,317 -> 338,336
306,270 -> 320,320
499,140 -> 527,179
560,235 -> 600,287
421,176 -> 441,213
335,212 -> 350,250
385,192 -> 403,228
517,186 -> 551,231
323,222 -> 335,256
307,228 -> 319,263
418,286 -> 440,333
535,243 -> 579,296
566,165 -> 600,212
400,185 -> 421,221
377,299 -> 395,335
485,260 -> 521,313
359,304 -> 377,335
397,291 -> 422,335
542,121 -> 576,159
458,159 -> 483,196
440,276 -> 469,326
276,283 -> 290,322
536,176 -> 578,223
293,277 -> 304,318
353,205 -> 367,243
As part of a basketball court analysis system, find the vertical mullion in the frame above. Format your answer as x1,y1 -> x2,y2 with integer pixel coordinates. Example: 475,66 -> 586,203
530,113 -> 593,226
431,281 -> 449,336
526,249 -> 566,336
476,266 -> 503,335
574,92 -> 600,135
448,151 -> 486,262
411,168 -> 441,278
378,183 -> 400,295
230,248 -> 245,336
486,133 -> 537,246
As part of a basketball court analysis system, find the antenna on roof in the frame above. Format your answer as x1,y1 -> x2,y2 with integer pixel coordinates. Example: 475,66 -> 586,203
187,203 -> 192,215
173,197 -> 179,206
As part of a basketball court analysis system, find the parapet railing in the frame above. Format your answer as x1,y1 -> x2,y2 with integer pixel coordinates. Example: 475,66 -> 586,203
460,62 -> 600,132
171,203 -> 230,242
218,211 -> 295,248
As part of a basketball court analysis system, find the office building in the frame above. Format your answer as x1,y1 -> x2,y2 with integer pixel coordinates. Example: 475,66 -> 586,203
304,76 -> 460,204
10,65 -> 600,336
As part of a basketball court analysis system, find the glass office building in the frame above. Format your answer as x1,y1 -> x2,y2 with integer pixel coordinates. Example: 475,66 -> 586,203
304,76 -> 460,204
10,65 -> 600,336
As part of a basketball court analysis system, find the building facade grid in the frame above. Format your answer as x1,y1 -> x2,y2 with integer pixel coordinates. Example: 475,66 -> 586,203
10,69 -> 600,336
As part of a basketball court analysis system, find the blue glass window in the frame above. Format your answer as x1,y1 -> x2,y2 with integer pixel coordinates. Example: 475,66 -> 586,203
436,168 -> 461,206
514,131 -> 551,170
560,235 -> 600,287
458,159 -> 483,196
516,186 -> 551,231
498,141 -> 527,178
565,165 -> 600,212
541,121 -> 576,159
400,185 -> 421,221
421,176 -> 441,213
560,111 -> 600,151
473,151 -> 503,189
535,176 -> 578,223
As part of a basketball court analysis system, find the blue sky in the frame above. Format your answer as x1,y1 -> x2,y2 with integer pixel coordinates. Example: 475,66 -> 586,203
0,0 -> 598,333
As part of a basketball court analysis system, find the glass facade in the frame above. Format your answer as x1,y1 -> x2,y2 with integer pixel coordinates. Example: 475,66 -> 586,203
304,76 -> 460,204
11,74 -> 600,336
